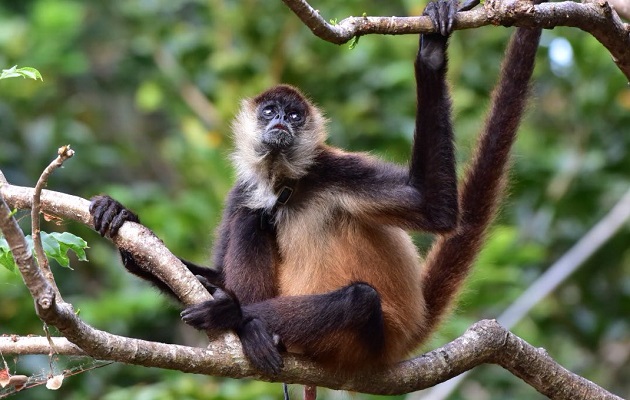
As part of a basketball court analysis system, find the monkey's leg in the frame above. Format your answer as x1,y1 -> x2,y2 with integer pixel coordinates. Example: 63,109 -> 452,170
182,282 -> 386,374
247,282 -> 386,359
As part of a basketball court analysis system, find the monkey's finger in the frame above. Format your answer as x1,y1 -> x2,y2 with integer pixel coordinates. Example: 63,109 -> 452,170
89,196 -> 110,236
446,0 -> 458,34
195,275 -> 219,294
181,302 -> 215,330
423,2 -> 440,31
438,0 -> 450,36
89,195 -> 136,238
97,200 -> 122,237
109,208 -> 138,237
181,295 -> 243,331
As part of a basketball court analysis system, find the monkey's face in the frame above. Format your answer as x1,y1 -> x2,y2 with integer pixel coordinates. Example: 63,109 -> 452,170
253,86 -> 309,152
231,84 -> 327,180
257,101 -> 305,150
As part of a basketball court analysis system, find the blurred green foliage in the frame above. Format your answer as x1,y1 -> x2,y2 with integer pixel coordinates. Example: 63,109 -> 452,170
1,0 -> 629,399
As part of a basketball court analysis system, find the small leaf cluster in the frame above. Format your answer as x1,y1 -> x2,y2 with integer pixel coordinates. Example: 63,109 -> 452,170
0,66 -> 43,81
0,232 -> 88,272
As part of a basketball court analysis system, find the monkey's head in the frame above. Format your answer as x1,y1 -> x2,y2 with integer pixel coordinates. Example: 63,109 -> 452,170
254,86 -> 310,150
232,85 -> 328,180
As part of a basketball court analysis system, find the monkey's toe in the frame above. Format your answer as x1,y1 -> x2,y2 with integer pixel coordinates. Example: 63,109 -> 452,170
238,317 -> 284,375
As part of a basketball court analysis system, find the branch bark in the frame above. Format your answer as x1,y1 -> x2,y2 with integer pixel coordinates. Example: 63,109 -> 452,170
281,0 -> 630,81
0,336 -> 85,357
0,174 -> 623,399
30,145 -> 75,304
0,172 -> 209,307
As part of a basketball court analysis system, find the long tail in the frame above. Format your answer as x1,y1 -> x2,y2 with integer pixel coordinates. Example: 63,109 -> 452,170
420,26 -> 543,335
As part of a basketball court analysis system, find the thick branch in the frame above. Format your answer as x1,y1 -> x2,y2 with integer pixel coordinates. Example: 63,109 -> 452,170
0,321 -> 622,399
0,336 -> 85,357
0,176 -> 623,398
0,183 -> 56,315
0,179 -> 209,306
282,0 -> 630,80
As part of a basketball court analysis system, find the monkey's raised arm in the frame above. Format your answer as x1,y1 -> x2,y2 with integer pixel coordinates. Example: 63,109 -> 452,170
302,0 -> 459,234
409,0 -> 460,229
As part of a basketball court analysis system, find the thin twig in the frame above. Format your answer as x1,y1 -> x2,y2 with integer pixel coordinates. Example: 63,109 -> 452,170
0,336 -> 85,357
31,145 -> 74,303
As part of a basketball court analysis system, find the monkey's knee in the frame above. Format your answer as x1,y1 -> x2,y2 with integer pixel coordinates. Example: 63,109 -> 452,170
341,282 -> 380,307
337,282 -> 386,357
342,283 -> 384,329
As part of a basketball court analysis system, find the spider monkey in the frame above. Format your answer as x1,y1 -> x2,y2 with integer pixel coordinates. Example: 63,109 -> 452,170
90,0 -> 542,377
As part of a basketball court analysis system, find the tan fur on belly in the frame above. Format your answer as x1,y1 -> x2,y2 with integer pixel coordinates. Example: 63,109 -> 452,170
276,195 -> 427,360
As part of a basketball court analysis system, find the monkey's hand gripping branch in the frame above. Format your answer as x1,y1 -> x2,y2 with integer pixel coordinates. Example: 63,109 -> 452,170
0,171 -> 210,307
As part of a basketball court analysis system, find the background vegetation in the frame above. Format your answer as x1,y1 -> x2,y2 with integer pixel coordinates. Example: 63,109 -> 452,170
1,0 -> 629,399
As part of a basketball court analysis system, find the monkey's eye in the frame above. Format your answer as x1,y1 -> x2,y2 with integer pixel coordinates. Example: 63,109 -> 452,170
288,111 -> 303,123
261,105 -> 276,119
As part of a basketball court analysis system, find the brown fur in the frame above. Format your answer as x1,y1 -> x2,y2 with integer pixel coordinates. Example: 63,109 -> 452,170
419,27 -> 543,338
274,183 -> 427,364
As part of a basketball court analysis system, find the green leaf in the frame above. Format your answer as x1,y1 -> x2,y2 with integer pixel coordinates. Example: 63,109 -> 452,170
41,231 -> 67,267
50,232 -> 88,262
0,232 -> 88,271
348,36 -> 360,50
39,231 -> 89,268
0,65 -> 43,81
0,236 -> 17,273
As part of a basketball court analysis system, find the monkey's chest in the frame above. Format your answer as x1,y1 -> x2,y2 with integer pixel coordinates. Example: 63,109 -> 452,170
274,204 -> 421,297
274,204 -> 344,295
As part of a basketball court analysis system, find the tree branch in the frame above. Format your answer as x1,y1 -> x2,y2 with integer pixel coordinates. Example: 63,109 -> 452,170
30,145 -> 75,304
0,176 -> 209,307
0,336 -> 85,357
281,0 -> 630,81
0,174 -> 623,398
0,321 -> 622,399
0,181 -> 56,317
419,187 -> 630,399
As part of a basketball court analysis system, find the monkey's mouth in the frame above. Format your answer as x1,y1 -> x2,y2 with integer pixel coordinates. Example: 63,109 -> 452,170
271,123 -> 289,132
262,124 -> 294,150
